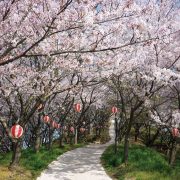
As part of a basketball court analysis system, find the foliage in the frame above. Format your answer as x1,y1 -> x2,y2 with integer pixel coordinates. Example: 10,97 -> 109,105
79,126 -> 110,144
99,129 -> 111,144
101,144 -> 180,180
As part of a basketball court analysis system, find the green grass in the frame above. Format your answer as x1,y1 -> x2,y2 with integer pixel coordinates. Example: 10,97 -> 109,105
101,144 -> 180,180
0,143 -> 84,180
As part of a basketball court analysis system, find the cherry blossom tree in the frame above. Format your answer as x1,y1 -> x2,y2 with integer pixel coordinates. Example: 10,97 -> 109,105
0,0 -> 180,168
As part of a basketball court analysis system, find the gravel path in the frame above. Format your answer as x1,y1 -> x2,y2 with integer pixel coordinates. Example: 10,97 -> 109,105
37,121 -> 114,180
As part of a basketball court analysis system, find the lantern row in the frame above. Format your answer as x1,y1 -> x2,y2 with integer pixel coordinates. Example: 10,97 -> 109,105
10,124 -> 86,139
11,106 -> 179,139
11,124 -> 179,139
43,115 -> 60,128
43,115 -> 85,132
10,103 -> 82,139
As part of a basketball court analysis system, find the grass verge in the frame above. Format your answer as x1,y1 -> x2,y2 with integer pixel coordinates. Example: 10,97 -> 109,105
101,144 -> 180,180
0,143 -> 84,180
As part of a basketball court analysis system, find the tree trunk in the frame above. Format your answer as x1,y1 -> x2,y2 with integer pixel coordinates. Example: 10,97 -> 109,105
134,124 -> 140,142
135,134 -> 138,142
123,112 -> 134,164
169,140 -> 179,166
123,135 -> 129,164
98,128 -> 101,136
146,129 -> 160,147
96,128 -> 98,136
9,141 -> 22,169
70,134 -> 73,145
75,127 -> 78,144
59,125 -> 65,147
48,128 -> 53,150
114,117 -> 118,154
34,128 -> 41,153
34,114 -> 41,153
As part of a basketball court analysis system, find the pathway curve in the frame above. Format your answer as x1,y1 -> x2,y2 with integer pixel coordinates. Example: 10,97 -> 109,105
37,120 -> 114,180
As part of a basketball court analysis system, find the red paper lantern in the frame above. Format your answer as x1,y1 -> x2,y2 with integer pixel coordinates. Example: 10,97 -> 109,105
74,103 -> 81,112
70,126 -> 74,132
80,127 -> 85,133
11,125 -> 23,139
57,124 -> 61,129
112,106 -> 118,114
43,115 -> 50,123
172,128 -> 179,137
52,121 -> 57,128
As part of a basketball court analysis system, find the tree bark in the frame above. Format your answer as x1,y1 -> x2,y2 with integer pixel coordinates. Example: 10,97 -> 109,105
114,116 -> 118,154
48,127 -> 53,150
74,127 -> 78,144
169,140 -> 179,166
59,127 -> 64,147
146,129 -> 160,147
134,124 -> 140,142
98,128 -> 101,136
9,141 -> 22,169
34,114 -> 41,153
122,111 -> 134,164
34,128 -> 41,153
